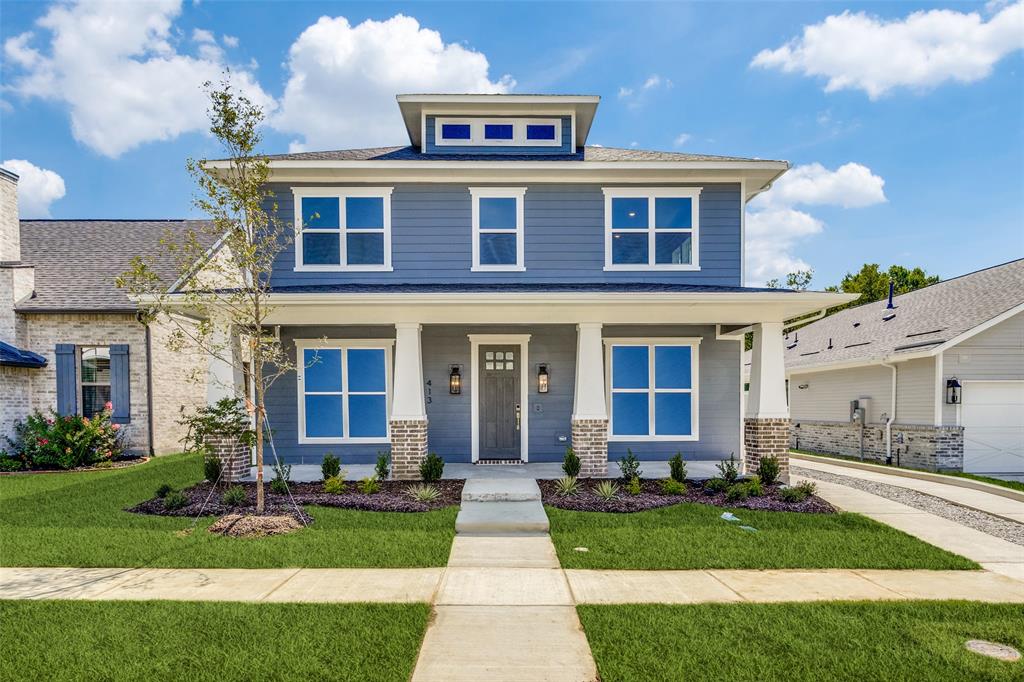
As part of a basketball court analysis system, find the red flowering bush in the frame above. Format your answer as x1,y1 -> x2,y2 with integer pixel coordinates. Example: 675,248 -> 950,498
4,403 -> 128,470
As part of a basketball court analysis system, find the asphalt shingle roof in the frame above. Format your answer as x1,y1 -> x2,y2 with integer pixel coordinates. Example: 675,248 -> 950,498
785,259 -> 1024,370
17,220 -> 217,312
260,145 -> 775,163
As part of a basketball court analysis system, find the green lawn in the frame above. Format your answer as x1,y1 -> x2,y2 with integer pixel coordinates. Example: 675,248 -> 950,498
578,601 -> 1024,682
0,600 -> 429,682
792,449 -> 1024,493
0,453 -> 456,568
547,503 -> 977,570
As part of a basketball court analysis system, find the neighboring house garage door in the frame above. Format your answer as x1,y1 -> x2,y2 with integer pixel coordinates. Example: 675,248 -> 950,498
962,381 -> 1024,474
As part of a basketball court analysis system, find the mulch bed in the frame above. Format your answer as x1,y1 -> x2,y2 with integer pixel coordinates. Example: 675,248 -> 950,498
208,514 -> 304,537
128,479 -> 464,518
538,478 -> 835,514
0,455 -> 149,476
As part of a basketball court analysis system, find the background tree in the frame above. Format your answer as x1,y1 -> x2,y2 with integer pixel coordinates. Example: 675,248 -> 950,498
118,79 -> 291,513
825,263 -> 940,313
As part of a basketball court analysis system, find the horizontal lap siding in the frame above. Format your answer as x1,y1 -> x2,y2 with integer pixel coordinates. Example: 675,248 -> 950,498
267,182 -> 741,287
942,311 -> 1024,424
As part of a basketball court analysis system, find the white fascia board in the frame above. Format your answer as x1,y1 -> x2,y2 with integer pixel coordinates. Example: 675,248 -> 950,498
208,159 -> 789,172
397,94 -> 600,105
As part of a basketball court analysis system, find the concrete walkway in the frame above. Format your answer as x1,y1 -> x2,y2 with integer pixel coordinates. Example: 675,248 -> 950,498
795,457 -> 1024,523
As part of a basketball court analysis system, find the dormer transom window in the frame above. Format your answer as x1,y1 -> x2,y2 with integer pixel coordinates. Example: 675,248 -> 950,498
435,118 -> 562,147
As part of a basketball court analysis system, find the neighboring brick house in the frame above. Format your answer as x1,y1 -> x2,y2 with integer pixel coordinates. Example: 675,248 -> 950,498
0,168 -> 213,454
782,260 -> 1024,474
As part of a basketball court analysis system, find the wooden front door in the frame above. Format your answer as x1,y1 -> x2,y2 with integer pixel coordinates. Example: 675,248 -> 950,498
479,345 -> 521,460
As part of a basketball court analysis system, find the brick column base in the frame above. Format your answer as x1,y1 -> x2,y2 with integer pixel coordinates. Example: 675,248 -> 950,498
390,419 -> 428,480
572,418 -> 609,477
744,417 -> 790,482
205,435 -> 250,483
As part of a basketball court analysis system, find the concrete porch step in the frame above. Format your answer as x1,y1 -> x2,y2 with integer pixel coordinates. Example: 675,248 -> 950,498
461,478 -> 541,503
455,501 -> 550,535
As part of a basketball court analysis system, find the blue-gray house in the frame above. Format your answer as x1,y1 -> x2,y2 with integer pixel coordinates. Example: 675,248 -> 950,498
206,94 -> 853,479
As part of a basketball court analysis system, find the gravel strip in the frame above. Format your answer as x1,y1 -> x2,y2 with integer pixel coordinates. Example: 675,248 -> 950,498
793,465 -> 1024,546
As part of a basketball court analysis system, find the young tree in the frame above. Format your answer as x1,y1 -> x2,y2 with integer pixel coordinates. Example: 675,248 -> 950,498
118,79 -> 291,513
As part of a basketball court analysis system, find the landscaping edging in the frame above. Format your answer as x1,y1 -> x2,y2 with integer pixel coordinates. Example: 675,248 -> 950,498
129,479 -> 465,517
538,479 -> 834,514
0,456 -> 150,476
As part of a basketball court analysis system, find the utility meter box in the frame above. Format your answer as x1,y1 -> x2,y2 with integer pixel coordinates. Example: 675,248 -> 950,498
850,399 -> 867,424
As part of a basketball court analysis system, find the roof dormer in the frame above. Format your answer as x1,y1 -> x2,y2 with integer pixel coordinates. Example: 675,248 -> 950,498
396,94 -> 600,155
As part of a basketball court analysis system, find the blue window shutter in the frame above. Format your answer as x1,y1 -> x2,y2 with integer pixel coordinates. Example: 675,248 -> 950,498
109,344 -> 131,423
55,344 -> 77,416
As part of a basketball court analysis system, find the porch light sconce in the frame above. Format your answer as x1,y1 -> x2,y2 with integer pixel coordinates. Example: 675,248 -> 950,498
537,364 -> 550,394
449,365 -> 462,395
945,377 -> 961,405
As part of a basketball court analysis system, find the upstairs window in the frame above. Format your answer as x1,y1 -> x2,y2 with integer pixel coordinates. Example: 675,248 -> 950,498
603,188 -> 701,271
484,123 -> 514,140
470,187 -> 526,271
293,188 -> 393,270
526,123 -> 557,140
441,123 -> 471,140
298,341 -> 392,443
606,339 -> 700,441
434,118 -> 562,147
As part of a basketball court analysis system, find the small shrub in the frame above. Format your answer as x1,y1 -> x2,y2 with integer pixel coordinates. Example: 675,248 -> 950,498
669,453 -> 686,483
357,476 -> 381,495
780,486 -> 808,503
659,478 -> 686,495
704,478 -> 730,494
203,454 -> 222,484
594,480 -> 620,501
375,452 -> 390,481
725,482 -> 749,502
406,483 -> 441,503
6,407 -> 127,470
618,449 -> 643,480
627,475 -> 642,496
420,452 -> 444,482
756,455 -> 781,486
220,485 -> 247,507
0,455 -> 25,472
562,447 -> 581,478
324,475 -> 345,495
796,481 -> 817,496
321,453 -> 340,480
746,475 -> 765,497
177,397 -> 256,454
270,461 -> 292,494
155,483 -> 174,499
554,476 -> 580,497
162,491 -> 188,510
716,453 -> 739,485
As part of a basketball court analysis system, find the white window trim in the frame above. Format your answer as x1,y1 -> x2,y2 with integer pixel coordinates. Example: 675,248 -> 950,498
603,337 -> 701,442
434,117 -> 562,147
602,187 -> 702,271
470,187 -> 527,272
295,338 -> 395,445
292,187 -> 394,272
468,333 -> 531,462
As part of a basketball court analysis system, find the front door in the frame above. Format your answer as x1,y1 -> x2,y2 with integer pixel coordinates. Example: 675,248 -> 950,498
479,345 -> 521,460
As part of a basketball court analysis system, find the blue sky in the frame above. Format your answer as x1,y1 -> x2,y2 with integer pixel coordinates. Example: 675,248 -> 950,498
1,0 -> 1022,286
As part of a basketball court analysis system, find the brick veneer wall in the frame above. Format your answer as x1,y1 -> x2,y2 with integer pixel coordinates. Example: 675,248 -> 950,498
0,366 -> 32,445
23,313 -> 150,452
206,434 -> 250,482
148,316 -> 208,454
744,417 -> 790,481
790,420 -> 964,471
390,419 -> 428,479
572,418 -> 609,477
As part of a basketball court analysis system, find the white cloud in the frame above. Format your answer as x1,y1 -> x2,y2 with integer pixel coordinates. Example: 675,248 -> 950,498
751,3 -> 1024,99
192,28 -> 215,43
222,35 -> 239,48
1,159 -> 66,218
617,86 -> 633,98
746,162 -> 887,284
673,133 -> 691,147
273,14 -> 514,152
643,75 -> 662,89
3,0 -> 273,157
618,74 -> 672,108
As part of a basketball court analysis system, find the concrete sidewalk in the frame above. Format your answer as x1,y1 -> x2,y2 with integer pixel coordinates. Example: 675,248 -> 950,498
796,457 -> 1024,523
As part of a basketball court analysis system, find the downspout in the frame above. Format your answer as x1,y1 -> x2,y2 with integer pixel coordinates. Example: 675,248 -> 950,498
139,313 -> 155,456
881,360 -> 897,465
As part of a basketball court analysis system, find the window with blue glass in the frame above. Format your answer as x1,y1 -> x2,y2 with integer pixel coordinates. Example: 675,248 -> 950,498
441,123 -> 472,140
609,341 -> 698,439
471,188 -> 526,271
604,189 -> 700,269
484,124 -> 514,140
299,343 -> 390,442
526,123 -> 556,140
294,189 -> 392,269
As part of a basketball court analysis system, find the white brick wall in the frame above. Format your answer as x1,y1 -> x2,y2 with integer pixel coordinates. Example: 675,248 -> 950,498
149,315 -> 208,454
0,365 -> 32,447
0,171 -> 18,262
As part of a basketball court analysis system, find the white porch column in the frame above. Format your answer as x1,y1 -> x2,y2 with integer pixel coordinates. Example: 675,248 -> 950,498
390,323 -> 428,479
571,322 -> 609,477
744,322 -> 790,480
